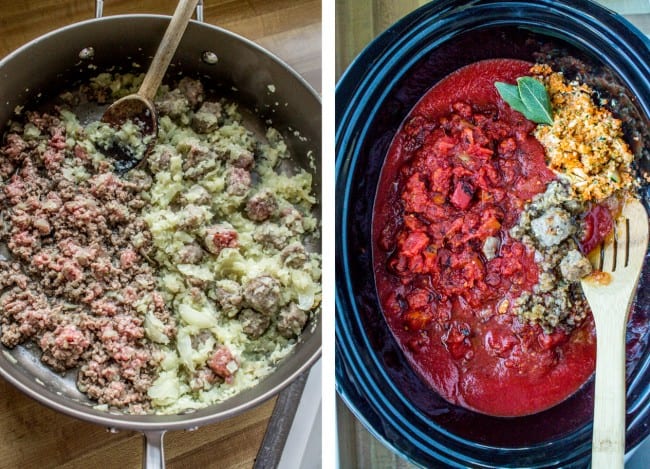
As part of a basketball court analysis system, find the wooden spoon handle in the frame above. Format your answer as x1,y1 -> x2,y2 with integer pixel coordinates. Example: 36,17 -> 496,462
592,307 -> 627,469
138,0 -> 200,101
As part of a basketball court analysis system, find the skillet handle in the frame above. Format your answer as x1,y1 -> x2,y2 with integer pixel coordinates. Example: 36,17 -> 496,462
143,430 -> 167,469
94,0 -> 204,22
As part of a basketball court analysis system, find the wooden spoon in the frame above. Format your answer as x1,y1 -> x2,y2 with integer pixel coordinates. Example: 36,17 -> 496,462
101,0 -> 200,173
581,198 -> 648,469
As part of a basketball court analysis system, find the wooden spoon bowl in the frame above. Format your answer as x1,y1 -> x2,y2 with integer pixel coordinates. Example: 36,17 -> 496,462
101,0 -> 199,172
100,95 -> 157,173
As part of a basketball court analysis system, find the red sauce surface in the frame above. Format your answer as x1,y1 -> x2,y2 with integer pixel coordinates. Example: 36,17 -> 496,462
373,59 -> 596,417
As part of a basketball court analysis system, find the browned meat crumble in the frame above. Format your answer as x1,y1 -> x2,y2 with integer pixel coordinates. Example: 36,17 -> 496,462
0,110 -> 176,413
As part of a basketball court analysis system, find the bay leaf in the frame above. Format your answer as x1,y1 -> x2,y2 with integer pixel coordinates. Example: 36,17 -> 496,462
495,81 -> 528,115
516,76 -> 553,125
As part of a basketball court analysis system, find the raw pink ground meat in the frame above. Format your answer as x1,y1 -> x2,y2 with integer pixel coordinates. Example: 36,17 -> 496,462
0,110 -> 176,413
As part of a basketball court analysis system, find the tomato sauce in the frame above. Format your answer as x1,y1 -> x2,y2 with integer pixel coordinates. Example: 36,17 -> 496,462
373,59 -> 597,417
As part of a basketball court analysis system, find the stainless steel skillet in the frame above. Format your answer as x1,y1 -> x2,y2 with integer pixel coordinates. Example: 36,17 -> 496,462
0,6 -> 321,469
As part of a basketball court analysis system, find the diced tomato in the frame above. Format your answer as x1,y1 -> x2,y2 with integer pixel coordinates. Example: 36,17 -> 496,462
450,181 -> 474,210
579,205 -> 614,255
407,289 -> 431,310
484,329 -> 519,358
400,231 -> 430,256
538,329 -> 568,351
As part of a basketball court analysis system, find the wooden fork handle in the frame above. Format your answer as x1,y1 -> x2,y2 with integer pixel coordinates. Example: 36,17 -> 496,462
591,306 -> 627,469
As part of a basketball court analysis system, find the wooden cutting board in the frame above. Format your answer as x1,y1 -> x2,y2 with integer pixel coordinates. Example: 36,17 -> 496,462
0,1 -> 320,468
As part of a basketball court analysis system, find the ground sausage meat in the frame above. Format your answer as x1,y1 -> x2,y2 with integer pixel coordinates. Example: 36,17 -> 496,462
280,242 -> 309,268
212,279 -> 244,318
243,275 -> 281,315
155,89 -> 190,120
226,167 -> 251,196
178,76 -> 204,108
0,110 -> 176,413
204,224 -> 239,255
560,249 -> 593,281
40,324 -> 90,371
191,101 -> 222,134
229,149 -> 255,170
207,346 -> 238,379
276,303 -> 308,339
0,73 -> 321,416
530,207 -> 575,247
253,223 -> 292,251
177,243 -> 205,264
246,190 -> 278,221
239,308 -> 271,339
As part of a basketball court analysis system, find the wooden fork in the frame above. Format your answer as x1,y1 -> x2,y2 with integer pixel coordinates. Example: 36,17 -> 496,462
581,198 -> 649,469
